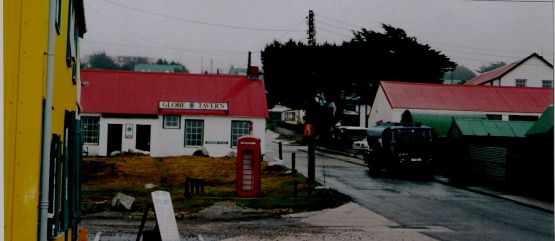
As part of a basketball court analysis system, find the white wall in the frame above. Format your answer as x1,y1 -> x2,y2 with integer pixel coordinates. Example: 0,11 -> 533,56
499,56 -> 553,87
368,87 -> 394,126
357,105 -> 371,128
83,115 -> 266,157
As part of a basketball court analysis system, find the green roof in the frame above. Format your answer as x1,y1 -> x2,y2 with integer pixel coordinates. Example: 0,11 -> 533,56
134,64 -> 181,73
408,112 -> 487,137
453,119 -> 534,138
527,106 -> 554,135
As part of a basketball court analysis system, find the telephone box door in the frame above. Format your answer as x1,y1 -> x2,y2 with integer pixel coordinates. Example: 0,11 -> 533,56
236,136 -> 261,197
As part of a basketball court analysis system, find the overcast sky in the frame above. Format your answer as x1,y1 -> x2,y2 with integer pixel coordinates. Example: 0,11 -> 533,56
81,0 -> 554,74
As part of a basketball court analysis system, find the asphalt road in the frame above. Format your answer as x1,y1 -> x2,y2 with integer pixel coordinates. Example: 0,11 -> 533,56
265,131 -> 554,241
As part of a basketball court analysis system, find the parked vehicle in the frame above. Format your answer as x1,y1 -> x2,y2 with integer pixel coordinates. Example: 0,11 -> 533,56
365,122 -> 433,176
330,126 -> 368,149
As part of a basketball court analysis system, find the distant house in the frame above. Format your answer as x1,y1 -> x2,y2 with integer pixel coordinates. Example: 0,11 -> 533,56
368,81 -> 553,127
229,65 -> 248,75
268,105 -> 306,125
268,105 -> 291,121
113,55 -> 155,66
80,70 -> 268,157
465,53 -> 553,87
134,64 -> 183,73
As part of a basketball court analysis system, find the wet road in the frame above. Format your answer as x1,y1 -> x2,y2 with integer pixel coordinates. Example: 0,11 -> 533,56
265,131 -> 554,241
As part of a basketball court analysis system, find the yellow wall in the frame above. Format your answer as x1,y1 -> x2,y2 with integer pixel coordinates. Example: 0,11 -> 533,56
4,0 -> 80,239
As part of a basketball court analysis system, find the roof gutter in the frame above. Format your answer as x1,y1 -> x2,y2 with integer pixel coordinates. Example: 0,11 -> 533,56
39,0 -> 58,239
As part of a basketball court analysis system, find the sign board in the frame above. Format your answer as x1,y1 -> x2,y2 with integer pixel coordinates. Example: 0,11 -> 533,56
205,140 -> 229,145
159,101 -> 228,111
151,191 -> 180,241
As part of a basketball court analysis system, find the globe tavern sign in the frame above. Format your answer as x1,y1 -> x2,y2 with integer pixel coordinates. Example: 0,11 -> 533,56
159,101 -> 229,111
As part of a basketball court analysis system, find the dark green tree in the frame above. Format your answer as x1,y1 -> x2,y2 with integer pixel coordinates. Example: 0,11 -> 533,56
87,52 -> 120,70
476,61 -> 506,73
120,57 -> 150,70
443,65 -> 476,84
156,58 -> 169,65
262,24 -> 455,139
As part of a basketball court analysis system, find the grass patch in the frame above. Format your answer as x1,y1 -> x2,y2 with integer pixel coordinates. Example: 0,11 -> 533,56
82,155 -> 349,215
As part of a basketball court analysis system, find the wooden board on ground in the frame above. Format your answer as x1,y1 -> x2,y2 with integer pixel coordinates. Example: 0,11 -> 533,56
151,191 -> 181,241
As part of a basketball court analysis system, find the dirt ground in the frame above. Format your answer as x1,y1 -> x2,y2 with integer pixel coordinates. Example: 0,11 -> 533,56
81,201 -> 439,241
81,201 -> 327,241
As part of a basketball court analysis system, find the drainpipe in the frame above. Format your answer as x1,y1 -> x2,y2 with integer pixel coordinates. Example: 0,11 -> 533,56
39,0 -> 58,239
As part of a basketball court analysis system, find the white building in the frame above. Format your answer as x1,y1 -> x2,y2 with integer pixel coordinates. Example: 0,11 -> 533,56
465,53 -> 553,87
368,81 -> 553,127
80,70 -> 268,157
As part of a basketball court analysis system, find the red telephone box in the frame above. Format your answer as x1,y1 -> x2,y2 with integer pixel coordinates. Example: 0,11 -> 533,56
236,136 -> 262,197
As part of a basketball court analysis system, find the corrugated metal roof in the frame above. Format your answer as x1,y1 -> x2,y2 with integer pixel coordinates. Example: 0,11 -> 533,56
381,81 -> 553,113
80,70 -> 268,118
453,119 -> 534,138
409,112 -> 486,137
527,106 -> 554,135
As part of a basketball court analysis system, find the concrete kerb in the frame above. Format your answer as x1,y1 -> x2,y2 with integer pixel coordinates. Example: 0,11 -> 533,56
433,177 -> 554,214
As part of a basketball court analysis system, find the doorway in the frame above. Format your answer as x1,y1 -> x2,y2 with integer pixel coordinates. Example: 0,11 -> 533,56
107,124 -> 122,155
136,125 -> 151,152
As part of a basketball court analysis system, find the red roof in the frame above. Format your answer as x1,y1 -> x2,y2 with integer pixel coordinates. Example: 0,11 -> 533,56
464,62 -> 518,85
465,53 -> 553,85
381,81 -> 553,113
80,70 -> 268,118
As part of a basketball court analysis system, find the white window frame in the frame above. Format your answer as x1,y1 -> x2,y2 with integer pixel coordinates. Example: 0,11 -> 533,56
184,119 -> 204,147
231,120 -> 251,148
515,79 -> 527,87
163,115 -> 181,129
542,80 -> 553,88
81,116 -> 100,145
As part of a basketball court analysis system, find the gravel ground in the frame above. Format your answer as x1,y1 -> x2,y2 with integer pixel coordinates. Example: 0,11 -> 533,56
81,201 -> 440,241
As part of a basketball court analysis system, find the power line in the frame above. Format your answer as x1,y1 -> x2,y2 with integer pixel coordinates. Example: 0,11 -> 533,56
277,18 -> 308,41
85,2 -> 170,48
318,14 -> 361,28
316,20 -> 354,32
81,40 -> 256,56
317,27 -> 352,38
465,0 -> 552,2
85,3 -> 262,58
97,0 -> 306,32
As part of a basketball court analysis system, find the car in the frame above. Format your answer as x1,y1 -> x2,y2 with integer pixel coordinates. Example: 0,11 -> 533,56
331,126 -> 368,149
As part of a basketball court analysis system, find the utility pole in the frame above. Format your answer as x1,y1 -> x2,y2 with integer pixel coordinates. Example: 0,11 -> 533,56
307,10 -> 316,46
306,9 -> 317,190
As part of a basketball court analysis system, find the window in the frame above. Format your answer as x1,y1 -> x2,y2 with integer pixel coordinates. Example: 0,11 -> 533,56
542,80 -> 553,88
515,79 -> 527,87
231,121 -> 251,148
486,114 -> 502,120
163,116 -> 181,129
509,115 -> 539,121
184,120 -> 204,146
81,116 -> 100,144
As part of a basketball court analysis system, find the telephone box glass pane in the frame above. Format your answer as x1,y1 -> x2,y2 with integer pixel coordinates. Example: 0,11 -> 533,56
242,150 -> 253,190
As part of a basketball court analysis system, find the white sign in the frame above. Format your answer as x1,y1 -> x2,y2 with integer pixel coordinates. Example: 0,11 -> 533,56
151,191 -> 180,241
159,101 -> 228,111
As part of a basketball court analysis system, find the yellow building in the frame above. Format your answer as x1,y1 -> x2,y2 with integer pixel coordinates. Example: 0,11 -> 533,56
5,0 -> 86,240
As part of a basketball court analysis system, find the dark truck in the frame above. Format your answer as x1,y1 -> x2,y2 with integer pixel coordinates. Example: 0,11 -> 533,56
365,122 -> 433,176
